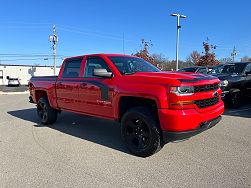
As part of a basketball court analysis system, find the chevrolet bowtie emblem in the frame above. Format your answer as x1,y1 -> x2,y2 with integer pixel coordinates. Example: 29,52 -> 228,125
213,91 -> 219,97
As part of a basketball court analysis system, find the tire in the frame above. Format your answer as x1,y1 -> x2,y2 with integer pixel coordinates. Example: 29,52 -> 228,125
121,107 -> 162,157
37,97 -> 57,125
229,90 -> 242,108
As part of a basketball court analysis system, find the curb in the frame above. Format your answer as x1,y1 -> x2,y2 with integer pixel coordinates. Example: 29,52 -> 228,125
0,91 -> 29,95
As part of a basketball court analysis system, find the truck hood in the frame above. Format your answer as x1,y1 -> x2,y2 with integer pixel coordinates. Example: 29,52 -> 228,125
121,72 -> 218,85
211,73 -> 240,81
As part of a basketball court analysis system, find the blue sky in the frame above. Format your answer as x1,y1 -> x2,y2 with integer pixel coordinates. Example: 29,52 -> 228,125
0,0 -> 250,66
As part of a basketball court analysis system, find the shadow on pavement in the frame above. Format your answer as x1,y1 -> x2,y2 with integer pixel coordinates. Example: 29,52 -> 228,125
8,108 -> 130,155
0,85 -> 28,92
9,103 -> 250,155
223,102 -> 251,118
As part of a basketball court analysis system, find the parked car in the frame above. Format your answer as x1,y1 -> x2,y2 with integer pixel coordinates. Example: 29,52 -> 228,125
8,78 -> 20,87
29,54 -> 224,157
213,62 -> 251,108
178,66 -> 210,74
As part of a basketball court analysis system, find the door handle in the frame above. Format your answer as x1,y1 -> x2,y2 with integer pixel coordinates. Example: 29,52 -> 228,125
80,83 -> 87,87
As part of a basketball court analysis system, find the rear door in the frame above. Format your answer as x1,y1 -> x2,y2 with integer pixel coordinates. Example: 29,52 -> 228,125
78,56 -> 114,118
56,58 -> 83,111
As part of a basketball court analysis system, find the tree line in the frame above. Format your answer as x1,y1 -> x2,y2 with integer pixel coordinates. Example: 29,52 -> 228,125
133,39 -> 251,71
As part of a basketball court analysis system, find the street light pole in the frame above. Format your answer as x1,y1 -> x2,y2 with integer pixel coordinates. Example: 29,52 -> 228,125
49,25 -> 58,75
171,13 -> 186,71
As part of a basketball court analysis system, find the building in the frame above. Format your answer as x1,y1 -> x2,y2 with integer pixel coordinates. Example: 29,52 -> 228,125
0,64 -> 60,86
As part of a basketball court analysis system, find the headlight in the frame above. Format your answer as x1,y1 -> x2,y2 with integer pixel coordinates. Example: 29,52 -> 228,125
170,86 -> 194,96
219,80 -> 228,87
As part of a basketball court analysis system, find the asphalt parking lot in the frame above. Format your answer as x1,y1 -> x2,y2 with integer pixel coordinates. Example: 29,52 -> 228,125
0,94 -> 250,187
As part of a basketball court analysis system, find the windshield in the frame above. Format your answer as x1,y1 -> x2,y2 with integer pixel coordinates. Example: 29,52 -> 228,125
208,65 -> 224,74
221,63 -> 246,75
108,56 -> 160,75
178,67 -> 198,72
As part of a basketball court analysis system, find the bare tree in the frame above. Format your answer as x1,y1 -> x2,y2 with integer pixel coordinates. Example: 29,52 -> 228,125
240,56 -> 251,62
186,51 -> 201,65
220,57 -> 233,64
132,39 -> 156,66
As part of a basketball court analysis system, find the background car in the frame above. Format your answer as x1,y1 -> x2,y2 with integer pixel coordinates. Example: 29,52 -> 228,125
7,78 -> 20,87
212,62 -> 251,108
177,66 -> 209,74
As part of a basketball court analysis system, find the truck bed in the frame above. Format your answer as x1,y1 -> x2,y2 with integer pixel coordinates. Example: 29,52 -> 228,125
30,76 -> 58,81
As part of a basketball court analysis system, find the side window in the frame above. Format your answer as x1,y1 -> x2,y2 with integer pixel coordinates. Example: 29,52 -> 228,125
244,64 -> 251,73
197,68 -> 207,74
84,57 -> 111,78
62,59 -> 82,78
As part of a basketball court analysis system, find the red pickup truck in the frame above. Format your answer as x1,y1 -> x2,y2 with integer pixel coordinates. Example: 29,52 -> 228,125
29,54 -> 224,157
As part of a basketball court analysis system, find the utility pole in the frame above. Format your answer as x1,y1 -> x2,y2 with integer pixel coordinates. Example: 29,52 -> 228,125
231,46 -> 237,62
49,25 -> 58,75
171,13 -> 186,71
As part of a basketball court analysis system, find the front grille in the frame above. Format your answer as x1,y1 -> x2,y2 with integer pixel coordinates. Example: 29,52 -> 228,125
195,97 -> 219,109
194,84 -> 219,93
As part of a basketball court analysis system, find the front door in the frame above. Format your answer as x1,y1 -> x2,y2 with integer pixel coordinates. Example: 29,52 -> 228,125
78,56 -> 114,118
56,58 -> 83,111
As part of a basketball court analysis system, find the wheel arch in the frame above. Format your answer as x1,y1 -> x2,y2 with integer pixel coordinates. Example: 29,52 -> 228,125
118,96 -> 159,122
34,90 -> 48,102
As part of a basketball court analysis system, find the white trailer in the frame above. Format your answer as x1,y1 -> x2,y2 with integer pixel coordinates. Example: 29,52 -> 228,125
0,64 -> 60,86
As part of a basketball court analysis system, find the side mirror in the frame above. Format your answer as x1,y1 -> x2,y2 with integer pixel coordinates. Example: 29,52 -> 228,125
93,68 -> 113,78
6,76 -> 9,80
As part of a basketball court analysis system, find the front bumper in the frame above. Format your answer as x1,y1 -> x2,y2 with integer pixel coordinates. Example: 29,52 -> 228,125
158,100 -> 224,131
162,116 -> 222,142
158,100 -> 224,142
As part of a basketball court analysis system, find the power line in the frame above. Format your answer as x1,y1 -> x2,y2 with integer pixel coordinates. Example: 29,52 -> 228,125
0,57 -> 63,62
2,26 -> 50,29
0,21 -> 51,25
0,53 -> 51,55
57,26 -> 134,42
0,55 -> 65,58
57,24 -> 123,38
0,53 -> 67,59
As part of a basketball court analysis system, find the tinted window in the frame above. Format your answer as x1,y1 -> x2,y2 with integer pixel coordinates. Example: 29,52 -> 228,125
208,65 -> 224,74
197,68 -> 208,74
84,57 -> 111,78
244,63 -> 251,73
108,56 -> 160,75
62,59 -> 82,78
178,67 -> 198,72
221,63 -> 246,75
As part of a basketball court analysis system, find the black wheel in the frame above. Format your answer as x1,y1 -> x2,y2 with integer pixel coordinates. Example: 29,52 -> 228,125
37,97 -> 57,125
229,90 -> 242,108
121,107 -> 162,157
